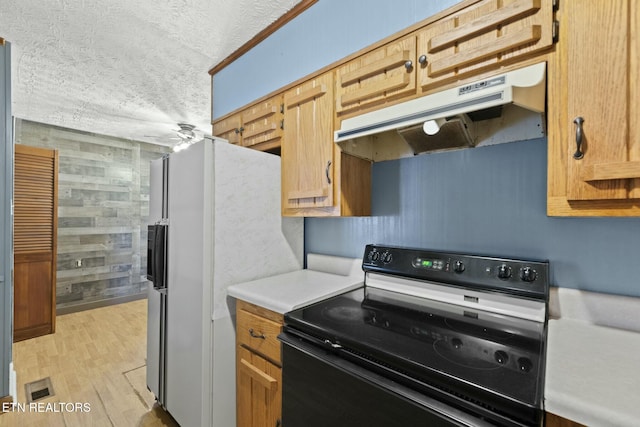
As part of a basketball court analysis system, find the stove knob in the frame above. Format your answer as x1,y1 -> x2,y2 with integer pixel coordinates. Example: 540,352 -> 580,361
518,357 -> 533,373
519,267 -> 537,282
382,252 -> 393,264
494,350 -> 509,365
453,260 -> 465,273
497,264 -> 512,280
372,251 -> 380,261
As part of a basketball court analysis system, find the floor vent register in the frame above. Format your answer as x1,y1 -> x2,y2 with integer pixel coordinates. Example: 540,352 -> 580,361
25,377 -> 54,403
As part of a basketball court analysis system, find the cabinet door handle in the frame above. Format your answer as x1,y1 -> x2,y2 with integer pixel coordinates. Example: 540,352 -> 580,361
573,116 -> 584,160
418,54 -> 428,65
248,328 -> 266,339
325,160 -> 332,184
404,60 -> 413,71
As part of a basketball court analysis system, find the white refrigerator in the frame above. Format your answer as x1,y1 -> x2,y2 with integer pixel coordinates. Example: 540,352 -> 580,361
146,138 -> 303,427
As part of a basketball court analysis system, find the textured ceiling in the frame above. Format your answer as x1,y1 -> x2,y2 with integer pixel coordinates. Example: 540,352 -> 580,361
0,0 -> 299,146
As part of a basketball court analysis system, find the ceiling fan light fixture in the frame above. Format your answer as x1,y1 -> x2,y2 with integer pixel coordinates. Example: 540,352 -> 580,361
176,123 -> 197,140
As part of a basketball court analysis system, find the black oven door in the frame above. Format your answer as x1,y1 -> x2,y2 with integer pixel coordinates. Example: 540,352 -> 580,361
280,332 -> 495,427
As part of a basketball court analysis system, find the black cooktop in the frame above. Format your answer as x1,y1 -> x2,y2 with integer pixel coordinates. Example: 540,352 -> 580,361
284,285 -> 546,424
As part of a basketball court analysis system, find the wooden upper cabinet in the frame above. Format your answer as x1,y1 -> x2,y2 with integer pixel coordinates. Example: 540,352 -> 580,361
240,95 -> 284,150
332,0 -> 555,121
418,0 -> 555,91
282,72 -> 335,213
213,112 -> 242,145
282,72 -> 371,217
547,0 -> 640,215
336,35 -> 417,115
213,94 -> 284,151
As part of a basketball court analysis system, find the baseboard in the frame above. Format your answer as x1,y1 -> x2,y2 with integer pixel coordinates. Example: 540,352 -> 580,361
56,292 -> 147,315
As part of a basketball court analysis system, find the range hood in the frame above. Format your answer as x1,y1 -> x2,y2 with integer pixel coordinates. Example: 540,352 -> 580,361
335,62 -> 546,159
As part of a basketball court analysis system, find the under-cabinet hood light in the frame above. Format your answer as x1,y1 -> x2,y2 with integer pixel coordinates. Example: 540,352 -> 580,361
423,118 -> 446,136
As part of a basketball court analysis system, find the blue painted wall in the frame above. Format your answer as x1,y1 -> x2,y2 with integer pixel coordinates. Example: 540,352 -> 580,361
213,1 -> 640,297
306,140 -> 640,297
213,0 -> 459,118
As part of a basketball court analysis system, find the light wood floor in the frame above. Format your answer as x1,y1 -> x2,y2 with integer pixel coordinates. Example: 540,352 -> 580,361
0,299 -> 179,427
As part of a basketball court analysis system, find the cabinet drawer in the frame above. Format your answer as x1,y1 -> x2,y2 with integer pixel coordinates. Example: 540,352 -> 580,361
237,306 -> 283,364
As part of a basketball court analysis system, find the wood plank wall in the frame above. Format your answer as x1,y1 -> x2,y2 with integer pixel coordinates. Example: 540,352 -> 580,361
15,120 -> 170,311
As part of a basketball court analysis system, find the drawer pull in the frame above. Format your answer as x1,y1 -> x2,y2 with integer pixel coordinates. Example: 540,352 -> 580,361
249,328 -> 266,339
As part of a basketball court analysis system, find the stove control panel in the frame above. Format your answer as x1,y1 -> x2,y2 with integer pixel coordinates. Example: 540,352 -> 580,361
363,244 -> 549,301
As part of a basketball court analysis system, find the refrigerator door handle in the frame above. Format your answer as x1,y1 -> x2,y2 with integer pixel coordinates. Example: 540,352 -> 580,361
154,225 -> 167,290
146,224 -> 155,283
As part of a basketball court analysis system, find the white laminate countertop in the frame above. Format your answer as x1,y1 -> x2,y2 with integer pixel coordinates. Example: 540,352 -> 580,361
545,288 -> 640,426
227,254 -> 364,314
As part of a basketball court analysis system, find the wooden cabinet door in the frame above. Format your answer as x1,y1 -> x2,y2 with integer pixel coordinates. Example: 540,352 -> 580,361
14,144 -> 58,342
336,35 -> 416,115
282,72 -> 334,213
241,95 -> 283,150
237,346 -> 281,427
213,112 -> 242,145
547,0 -> 640,215
418,0 -> 554,91
563,0 -> 640,201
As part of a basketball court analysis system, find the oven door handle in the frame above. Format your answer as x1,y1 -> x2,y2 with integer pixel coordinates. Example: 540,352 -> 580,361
278,332 -> 496,427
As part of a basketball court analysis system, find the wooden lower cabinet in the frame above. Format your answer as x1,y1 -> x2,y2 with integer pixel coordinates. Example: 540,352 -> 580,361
545,412 -> 586,427
237,346 -> 282,427
236,300 -> 284,427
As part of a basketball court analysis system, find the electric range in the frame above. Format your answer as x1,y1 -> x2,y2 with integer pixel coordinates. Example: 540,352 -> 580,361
280,244 -> 549,427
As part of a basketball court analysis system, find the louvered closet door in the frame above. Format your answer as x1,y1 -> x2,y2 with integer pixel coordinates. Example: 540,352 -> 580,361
14,144 -> 58,342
